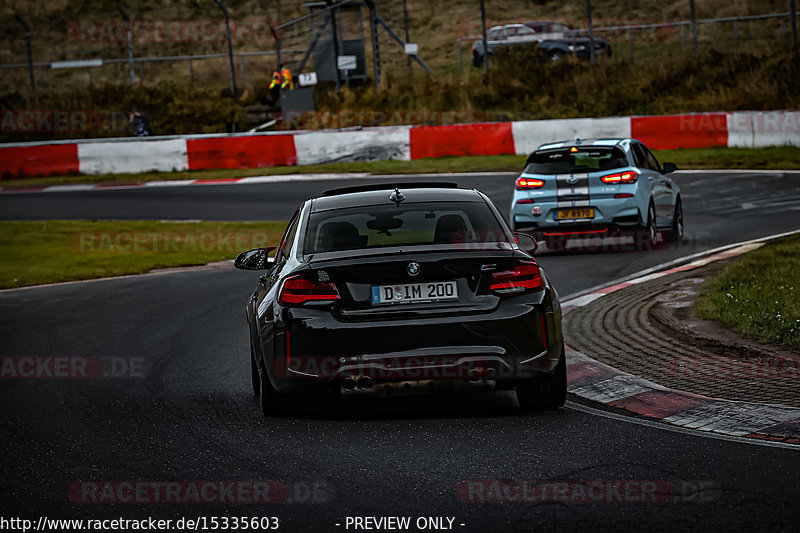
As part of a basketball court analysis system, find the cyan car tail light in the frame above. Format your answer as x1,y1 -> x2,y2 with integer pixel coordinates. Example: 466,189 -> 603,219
600,170 -> 638,184
516,177 -> 545,189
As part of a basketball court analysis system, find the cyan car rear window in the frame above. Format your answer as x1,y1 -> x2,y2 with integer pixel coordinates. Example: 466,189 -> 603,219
524,147 -> 628,174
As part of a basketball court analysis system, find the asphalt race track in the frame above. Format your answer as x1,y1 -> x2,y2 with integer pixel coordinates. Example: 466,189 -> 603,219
1,171 -> 799,531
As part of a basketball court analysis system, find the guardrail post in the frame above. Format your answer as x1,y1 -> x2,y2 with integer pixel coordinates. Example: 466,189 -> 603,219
328,1 -> 343,90
689,0 -> 698,54
628,27 -> 634,58
116,6 -> 135,85
585,0 -> 595,63
213,0 -> 237,97
403,0 -> 412,76
271,26 -> 282,67
14,14 -> 35,95
366,0 -> 381,92
791,0 -> 798,48
479,0 -> 488,71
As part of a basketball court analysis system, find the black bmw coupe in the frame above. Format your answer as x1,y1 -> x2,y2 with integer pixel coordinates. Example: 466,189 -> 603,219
235,183 -> 566,414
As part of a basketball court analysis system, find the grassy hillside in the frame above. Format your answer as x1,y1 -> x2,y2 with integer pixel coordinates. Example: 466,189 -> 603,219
1,0 -> 798,140
1,0 -> 793,76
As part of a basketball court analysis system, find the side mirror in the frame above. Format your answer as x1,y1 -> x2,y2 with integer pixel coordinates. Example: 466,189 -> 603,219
234,247 -> 276,271
513,232 -> 538,253
662,162 -> 678,174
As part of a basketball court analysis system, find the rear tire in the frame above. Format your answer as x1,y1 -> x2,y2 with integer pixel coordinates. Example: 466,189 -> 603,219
250,345 -> 259,397
258,360 -> 276,416
634,203 -> 657,250
665,199 -> 684,243
516,346 -> 567,410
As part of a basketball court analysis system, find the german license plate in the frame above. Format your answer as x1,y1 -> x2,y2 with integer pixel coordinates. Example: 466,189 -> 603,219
372,281 -> 458,304
555,208 -> 595,220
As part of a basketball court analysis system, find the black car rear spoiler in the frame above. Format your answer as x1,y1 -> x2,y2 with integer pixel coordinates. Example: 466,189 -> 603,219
322,182 -> 458,197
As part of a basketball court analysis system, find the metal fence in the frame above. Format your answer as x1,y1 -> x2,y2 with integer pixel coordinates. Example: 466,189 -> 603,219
457,10 -> 800,71
2,4 -> 799,94
1,0 -> 430,96
0,50 -> 308,87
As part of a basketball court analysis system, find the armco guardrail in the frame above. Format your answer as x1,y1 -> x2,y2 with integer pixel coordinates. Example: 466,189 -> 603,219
1,110 -> 798,178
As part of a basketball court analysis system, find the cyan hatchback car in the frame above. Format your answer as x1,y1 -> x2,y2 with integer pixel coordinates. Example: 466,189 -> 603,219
509,138 -> 684,251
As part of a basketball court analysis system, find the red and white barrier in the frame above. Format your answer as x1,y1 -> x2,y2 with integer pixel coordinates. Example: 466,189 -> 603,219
78,139 -> 188,174
512,116 -> 631,155
294,127 -> 411,165
1,110 -> 798,178
0,143 -> 79,178
410,122 -> 515,159
187,134 -> 296,170
727,111 -> 800,148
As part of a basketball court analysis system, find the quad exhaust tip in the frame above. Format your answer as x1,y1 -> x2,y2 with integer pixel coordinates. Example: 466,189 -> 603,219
467,367 -> 496,382
342,377 -> 357,392
342,376 -> 374,392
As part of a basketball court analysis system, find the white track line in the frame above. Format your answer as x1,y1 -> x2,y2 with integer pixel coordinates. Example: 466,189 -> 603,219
560,228 -> 800,303
566,401 -> 800,450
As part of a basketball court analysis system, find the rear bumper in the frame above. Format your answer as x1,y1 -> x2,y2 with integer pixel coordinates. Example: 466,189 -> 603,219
515,221 -> 644,239
265,290 -> 563,394
510,195 -> 646,236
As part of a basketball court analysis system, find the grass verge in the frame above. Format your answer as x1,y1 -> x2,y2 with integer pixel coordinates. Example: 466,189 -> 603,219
655,146 -> 800,171
695,234 -> 800,352
0,220 -> 286,290
0,155 -> 527,188
2,146 -> 800,188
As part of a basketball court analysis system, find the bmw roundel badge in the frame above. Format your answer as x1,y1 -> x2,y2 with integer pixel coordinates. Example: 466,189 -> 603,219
407,262 -> 421,277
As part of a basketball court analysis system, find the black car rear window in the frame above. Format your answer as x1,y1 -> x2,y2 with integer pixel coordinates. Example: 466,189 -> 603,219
523,146 -> 628,174
304,201 -> 508,254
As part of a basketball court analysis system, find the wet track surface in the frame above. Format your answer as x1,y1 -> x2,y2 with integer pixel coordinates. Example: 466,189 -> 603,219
1,171 -> 799,531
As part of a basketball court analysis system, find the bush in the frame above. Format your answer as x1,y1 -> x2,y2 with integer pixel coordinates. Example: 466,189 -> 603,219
2,48 -> 798,141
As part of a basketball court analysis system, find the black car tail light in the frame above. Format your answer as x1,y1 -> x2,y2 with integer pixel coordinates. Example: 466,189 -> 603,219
489,261 -> 543,296
279,275 -> 340,306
